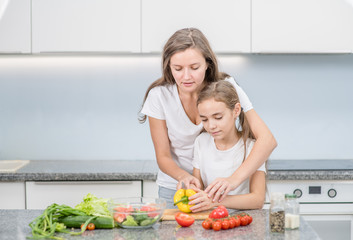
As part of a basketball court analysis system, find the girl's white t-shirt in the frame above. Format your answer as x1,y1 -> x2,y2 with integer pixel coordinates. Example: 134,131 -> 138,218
141,77 -> 253,190
193,132 -> 266,195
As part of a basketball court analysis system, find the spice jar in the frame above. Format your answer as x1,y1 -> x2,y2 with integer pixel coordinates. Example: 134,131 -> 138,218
285,194 -> 300,230
269,192 -> 285,233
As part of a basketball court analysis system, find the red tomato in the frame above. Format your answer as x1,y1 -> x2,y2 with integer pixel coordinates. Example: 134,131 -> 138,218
175,212 -> 195,227
240,216 -> 249,226
209,205 -> 229,219
202,220 -> 212,230
140,205 -> 158,217
221,219 -> 230,230
113,212 -> 126,223
87,223 -> 95,231
228,217 -> 236,229
247,214 -> 253,225
212,221 -> 222,231
234,217 -> 241,227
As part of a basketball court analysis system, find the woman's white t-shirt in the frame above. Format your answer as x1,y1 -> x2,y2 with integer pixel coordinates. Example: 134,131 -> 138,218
141,77 -> 253,190
193,132 -> 266,195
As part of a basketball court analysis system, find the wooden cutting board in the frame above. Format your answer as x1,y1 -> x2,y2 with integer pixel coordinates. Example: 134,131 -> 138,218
161,209 -> 213,221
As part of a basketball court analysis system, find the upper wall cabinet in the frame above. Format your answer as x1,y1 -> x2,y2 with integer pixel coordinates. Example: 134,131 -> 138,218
0,0 -> 31,53
252,0 -> 353,53
32,0 -> 140,53
141,0 -> 251,53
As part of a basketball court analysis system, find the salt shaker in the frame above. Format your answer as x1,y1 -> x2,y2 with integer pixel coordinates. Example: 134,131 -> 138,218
269,192 -> 285,233
285,194 -> 300,230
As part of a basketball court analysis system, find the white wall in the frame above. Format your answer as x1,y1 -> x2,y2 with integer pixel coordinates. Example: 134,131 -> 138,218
0,54 -> 352,160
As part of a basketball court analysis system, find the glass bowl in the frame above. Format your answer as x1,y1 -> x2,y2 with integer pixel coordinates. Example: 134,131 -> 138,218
108,197 -> 166,229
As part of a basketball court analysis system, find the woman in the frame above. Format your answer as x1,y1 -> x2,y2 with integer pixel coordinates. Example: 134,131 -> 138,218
139,28 -> 276,208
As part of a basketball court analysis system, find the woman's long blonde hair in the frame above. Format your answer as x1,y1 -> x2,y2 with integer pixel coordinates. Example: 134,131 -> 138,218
197,81 -> 254,161
139,28 -> 229,123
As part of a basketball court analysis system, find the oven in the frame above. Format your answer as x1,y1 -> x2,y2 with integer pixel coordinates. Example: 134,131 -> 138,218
266,180 -> 353,240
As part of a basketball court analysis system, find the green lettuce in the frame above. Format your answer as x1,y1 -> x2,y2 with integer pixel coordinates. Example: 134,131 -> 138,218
75,193 -> 111,217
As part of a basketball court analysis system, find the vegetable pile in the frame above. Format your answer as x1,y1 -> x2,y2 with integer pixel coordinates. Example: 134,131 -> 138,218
202,210 -> 253,231
113,205 -> 160,227
28,194 -> 114,239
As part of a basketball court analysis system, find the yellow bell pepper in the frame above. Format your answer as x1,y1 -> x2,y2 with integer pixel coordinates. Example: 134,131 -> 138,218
173,189 -> 196,213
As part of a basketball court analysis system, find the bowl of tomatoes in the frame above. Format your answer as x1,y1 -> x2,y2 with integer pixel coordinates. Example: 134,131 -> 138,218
108,197 -> 166,229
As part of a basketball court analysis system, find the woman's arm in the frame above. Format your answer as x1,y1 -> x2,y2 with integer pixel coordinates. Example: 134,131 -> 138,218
205,109 -> 276,202
149,117 -> 201,189
189,171 -> 266,212
192,168 -> 204,190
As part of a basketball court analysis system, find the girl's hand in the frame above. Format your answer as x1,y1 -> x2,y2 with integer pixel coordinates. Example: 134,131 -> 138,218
177,174 -> 201,190
205,177 -> 234,203
188,188 -> 214,212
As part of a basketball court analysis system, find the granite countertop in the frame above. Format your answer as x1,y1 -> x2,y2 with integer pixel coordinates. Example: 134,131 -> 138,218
1,159 -> 353,182
0,209 -> 320,240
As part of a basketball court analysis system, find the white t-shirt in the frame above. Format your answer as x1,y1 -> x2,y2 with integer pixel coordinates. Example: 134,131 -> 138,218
193,132 -> 266,195
141,77 -> 253,190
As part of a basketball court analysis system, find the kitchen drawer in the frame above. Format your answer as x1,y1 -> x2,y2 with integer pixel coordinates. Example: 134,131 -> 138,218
0,182 -> 26,209
26,181 -> 142,209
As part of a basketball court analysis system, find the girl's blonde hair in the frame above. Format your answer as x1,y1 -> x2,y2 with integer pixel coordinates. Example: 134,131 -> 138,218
139,28 -> 229,123
197,81 -> 254,161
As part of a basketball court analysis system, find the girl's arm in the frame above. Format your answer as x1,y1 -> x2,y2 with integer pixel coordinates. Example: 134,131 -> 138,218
205,109 -> 276,202
148,117 -> 201,189
189,171 -> 266,212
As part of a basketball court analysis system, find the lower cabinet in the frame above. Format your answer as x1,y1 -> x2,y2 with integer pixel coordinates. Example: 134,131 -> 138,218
26,181 -> 142,209
0,182 -> 26,209
142,180 -> 159,198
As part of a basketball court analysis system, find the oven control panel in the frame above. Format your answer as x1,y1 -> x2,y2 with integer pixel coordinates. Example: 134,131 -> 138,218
266,180 -> 353,203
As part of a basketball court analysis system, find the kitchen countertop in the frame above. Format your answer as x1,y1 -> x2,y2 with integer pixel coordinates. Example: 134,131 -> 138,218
1,159 -> 353,182
0,209 -> 320,240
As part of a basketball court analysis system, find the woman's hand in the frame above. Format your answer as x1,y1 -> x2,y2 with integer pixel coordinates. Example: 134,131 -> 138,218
177,174 -> 202,190
188,188 -> 214,212
205,177 -> 234,203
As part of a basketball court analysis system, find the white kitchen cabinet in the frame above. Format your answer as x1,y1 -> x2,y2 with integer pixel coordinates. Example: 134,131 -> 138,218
32,0 -> 140,53
252,0 -> 353,53
0,0 -> 31,53
0,182 -> 26,209
143,180 -> 158,198
142,0 -> 250,53
26,181 -> 142,209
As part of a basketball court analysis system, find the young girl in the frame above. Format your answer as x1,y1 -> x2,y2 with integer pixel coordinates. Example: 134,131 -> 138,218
189,81 -> 266,211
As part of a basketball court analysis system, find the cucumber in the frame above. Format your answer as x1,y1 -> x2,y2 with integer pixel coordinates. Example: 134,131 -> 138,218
58,215 -> 114,229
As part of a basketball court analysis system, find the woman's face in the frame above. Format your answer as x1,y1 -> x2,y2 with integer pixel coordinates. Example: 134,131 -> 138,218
198,98 -> 239,141
170,48 -> 208,94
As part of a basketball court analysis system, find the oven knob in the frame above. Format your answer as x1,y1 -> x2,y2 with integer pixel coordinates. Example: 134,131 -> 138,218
328,189 -> 337,198
293,189 -> 302,198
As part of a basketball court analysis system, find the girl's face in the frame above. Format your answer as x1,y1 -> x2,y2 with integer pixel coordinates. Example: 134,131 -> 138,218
198,98 -> 240,141
170,48 -> 208,94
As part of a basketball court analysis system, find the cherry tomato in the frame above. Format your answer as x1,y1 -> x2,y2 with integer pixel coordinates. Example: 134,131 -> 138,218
221,219 -> 230,230
247,214 -> 253,225
212,221 -> 222,231
209,205 -> 229,219
87,223 -> 95,230
80,224 -> 86,230
234,217 -> 241,227
202,220 -> 212,230
240,216 -> 248,226
228,217 -> 236,229
175,212 -> 195,227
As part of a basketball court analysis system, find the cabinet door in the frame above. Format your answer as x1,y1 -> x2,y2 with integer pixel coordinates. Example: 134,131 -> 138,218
0,0 -> 30,53
252,0 -> 353,53
142,0 -> 250,53
143,180 -> 158,198
0,182 -> 26,209
26,181 -> 142,209
32,0 -> 140,53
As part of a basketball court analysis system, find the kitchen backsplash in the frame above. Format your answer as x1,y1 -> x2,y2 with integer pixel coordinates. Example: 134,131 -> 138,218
0,54 -> 352,160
